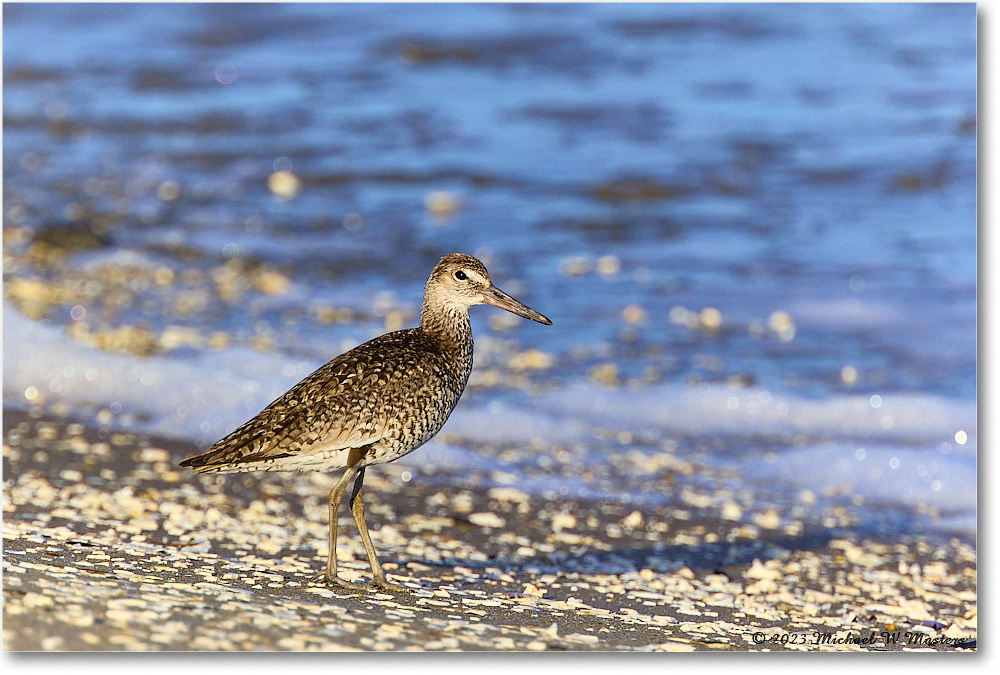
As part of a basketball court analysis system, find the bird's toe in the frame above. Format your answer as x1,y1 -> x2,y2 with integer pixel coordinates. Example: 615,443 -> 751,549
308,572 -> 368,592
370,578 -> 412,594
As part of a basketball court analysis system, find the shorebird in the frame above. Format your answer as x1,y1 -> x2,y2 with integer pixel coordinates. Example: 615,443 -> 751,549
180,253 -> 551,591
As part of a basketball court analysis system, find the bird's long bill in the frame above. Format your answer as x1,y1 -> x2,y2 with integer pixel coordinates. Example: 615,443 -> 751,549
483,285 -> 552,325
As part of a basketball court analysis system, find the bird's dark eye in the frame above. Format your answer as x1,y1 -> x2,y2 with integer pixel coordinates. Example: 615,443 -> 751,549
454,270 -> 468,281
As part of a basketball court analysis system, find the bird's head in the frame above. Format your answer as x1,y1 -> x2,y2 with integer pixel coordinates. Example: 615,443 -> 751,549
422,253 -> 552,326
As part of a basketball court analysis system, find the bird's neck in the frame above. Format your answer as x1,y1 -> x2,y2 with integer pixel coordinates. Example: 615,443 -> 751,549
419,303 -> 473,359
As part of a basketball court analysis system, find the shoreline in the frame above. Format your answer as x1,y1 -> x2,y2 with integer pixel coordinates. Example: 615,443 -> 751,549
2,407 -> 977,651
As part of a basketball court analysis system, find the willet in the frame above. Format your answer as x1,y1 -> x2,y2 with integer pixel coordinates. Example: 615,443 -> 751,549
180,253 -> 551,591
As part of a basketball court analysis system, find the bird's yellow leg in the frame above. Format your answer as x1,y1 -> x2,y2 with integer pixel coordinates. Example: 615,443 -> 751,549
312,464 -> 366,591
350,467 -> 410,593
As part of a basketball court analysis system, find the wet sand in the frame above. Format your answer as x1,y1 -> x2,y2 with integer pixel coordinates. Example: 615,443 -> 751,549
2,408 -> 976,652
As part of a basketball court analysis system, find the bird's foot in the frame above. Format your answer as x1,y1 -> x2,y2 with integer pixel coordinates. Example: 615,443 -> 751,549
309,571 -> 368,593
369,577 -> 411,594
334,578 -> 370,593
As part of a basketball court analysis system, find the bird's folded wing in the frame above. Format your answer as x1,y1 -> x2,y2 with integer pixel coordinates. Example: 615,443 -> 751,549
182,388 -> 388,470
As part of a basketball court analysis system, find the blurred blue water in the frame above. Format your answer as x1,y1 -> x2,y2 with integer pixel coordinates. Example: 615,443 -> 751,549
4,2 -> 976,398
3,3 -> 977,534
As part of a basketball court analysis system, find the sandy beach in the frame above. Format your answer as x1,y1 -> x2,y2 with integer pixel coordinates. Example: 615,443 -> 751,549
2,407 -> 976,652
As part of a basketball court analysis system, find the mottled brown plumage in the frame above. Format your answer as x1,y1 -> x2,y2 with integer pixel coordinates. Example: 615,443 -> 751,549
180,253 -> 551,591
